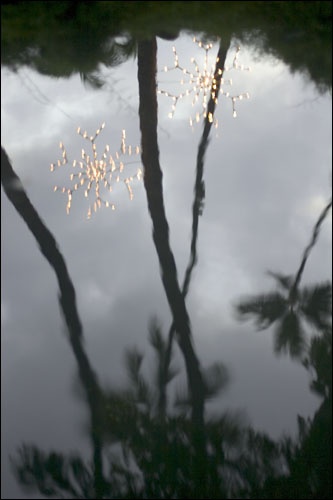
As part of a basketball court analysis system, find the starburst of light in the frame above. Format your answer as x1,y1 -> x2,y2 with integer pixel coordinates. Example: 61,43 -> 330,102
50,124 -> 142,219
158,37 -> 251,127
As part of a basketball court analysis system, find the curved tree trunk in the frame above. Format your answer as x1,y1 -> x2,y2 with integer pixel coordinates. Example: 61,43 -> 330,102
1,147 -> 106,497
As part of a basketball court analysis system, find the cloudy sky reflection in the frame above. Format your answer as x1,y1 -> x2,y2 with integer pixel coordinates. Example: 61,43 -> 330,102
1,34 -> 332,498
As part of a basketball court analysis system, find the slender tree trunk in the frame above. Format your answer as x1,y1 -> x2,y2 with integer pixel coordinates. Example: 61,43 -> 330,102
1,146 -> 106,497
183,42 -> 229,295
161,41 -> 230,416
137,39 -> 207,495
290,198 -> 332,302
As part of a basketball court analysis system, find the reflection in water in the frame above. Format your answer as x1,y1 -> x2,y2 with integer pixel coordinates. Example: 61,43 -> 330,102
158,37 -> 250,127
161,39 -> 231,418
2,3 -> 332,498
9,315 -> 332,498
1,146 -> 107,497
1,147 -> 83,341
138,38 -> 209,495
1,3 -> 331,92
262,325 -> 332,499
9,322 -> 276,499
3,102 -> 332,500
50,123 -> 142,218
233,196 -> 332,496
236,199 -> 332,359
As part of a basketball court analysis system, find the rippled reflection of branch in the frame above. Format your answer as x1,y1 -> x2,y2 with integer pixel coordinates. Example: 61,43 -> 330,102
51,124 -> 142,219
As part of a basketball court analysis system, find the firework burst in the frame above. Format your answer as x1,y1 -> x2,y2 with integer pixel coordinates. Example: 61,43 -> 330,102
158,37 -> 251,127
50,124 -> 142,219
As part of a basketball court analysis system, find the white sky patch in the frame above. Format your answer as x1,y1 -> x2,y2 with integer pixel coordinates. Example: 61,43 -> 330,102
1,300 -> 9,326
302,194 -> 332,218
190,244 -> 254,328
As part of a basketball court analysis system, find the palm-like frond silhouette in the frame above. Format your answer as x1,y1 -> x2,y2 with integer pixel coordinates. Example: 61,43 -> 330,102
11,320 -> 331,498
100,324 -> 280,499
303,325 -> 332,399
11,446 -> 102,499
236,199 -> 332,359
237,275 -> 331,359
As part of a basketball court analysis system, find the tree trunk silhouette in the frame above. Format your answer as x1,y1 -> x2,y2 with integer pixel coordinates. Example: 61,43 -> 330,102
290,197 -> 332,303
1,146 -> 106,497
137,39 -> 207,495
161,41 -> 231,417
